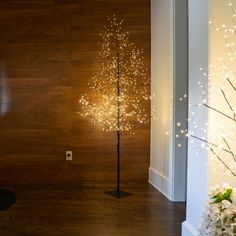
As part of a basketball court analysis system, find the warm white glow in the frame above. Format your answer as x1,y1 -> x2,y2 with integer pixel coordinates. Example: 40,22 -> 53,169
79,17 -> 150,133
183,0 -> 236,179
210,1 -> 236,62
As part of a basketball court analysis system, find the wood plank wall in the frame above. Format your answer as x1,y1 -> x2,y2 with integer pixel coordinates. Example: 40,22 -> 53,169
0,0 -> 150,184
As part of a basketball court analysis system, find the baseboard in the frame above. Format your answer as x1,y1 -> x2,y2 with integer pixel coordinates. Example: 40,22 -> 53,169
148,167 -> 172,201
182,221 -> 199,236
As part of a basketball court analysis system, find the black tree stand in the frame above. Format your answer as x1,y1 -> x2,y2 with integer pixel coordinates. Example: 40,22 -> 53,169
0,189 -> 16,211
105,42 -> 132,199
105,130 -> 132,198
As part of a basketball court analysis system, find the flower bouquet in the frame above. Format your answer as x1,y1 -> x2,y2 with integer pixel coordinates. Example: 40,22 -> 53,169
199,186 -> 236,236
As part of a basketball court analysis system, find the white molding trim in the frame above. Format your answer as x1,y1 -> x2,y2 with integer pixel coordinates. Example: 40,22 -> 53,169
182,221 -> 199,236
148,167 -> 172,201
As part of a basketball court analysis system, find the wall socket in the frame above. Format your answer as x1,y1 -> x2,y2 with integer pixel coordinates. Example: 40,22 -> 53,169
66,151 -> 72,161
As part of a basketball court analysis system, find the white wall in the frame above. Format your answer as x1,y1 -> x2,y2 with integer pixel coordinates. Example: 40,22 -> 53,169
150,0 -> 174,200
182,0 -> 209,235
150,0 -> 188,202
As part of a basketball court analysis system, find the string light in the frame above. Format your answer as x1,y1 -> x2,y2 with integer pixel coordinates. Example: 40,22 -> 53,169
210,1 -> 236,61
180,0 -> 236,176
79,16 -> 150,133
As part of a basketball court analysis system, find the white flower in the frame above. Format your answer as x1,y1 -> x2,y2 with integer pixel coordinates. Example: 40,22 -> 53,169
231,191 -> 236,205
223,223 -> 236,235
199,185 -> 236,235
224,208 -> 234,219
222,200 -> 232,209
211,204 -> 221,214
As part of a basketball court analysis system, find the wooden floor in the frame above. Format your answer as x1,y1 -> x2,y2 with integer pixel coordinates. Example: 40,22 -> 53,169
0,183 -> 185,236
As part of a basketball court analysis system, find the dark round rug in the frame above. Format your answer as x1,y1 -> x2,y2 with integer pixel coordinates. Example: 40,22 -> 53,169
0,189 -> 16,211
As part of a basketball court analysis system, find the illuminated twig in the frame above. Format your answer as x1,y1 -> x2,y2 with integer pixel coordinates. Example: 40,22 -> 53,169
222,137 -> 236,163
210,147 -> 236,177
221,89 -> 236,120
191,135 -> 232,155
192,80 -> 236,176
203,103 -> 235,122
227,78 -> 236,92
87,115 -> 116,133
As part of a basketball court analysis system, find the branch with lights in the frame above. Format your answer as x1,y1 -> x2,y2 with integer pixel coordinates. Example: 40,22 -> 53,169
191,76 -> 236,177
189,0 -> 236,178
191,2 -> 236,233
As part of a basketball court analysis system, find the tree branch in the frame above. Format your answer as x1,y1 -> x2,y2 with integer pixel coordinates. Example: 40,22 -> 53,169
191,135 -> 232,155
221,89 -> 236,120
203,103 -> 235,122
227,78 -> 236,92
210,147 -> 236,177
87,114 -> 116,133
222,137 -> 236,163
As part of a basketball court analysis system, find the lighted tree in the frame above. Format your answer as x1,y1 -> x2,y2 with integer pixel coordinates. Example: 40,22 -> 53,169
79,16 -> 150,197
190,1 -> 236,178
192,74 -> 236,177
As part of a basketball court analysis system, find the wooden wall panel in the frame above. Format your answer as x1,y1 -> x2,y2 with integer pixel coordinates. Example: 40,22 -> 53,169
0,0 -> 150,184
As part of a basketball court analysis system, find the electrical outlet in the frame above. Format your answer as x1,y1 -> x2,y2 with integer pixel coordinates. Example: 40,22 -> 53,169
66,151 -> 72,161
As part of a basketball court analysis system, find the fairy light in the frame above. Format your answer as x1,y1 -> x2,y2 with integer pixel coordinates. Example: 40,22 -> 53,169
209,1 -> 236,61
189,63 -> 236,177
185,1 -> 236,175
79,16 -> 150,133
